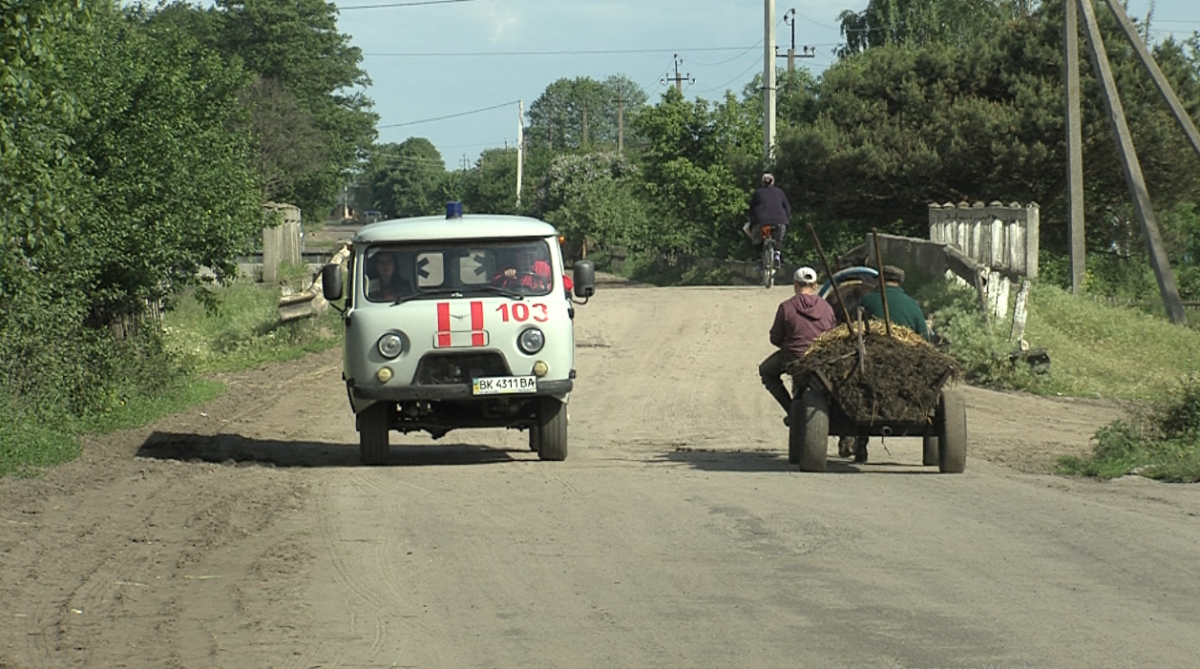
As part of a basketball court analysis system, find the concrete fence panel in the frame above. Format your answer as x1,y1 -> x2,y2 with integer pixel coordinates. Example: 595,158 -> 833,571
262,202 -> 302,284
929,201 -> 1038,279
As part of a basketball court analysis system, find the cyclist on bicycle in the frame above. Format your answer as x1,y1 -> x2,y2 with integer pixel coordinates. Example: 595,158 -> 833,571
747,173 -> 792,270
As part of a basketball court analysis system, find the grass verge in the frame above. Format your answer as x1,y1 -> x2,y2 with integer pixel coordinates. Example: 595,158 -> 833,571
1,276 -> 342,478
918,279 -> 1200,481
1056,376 -> 1200,482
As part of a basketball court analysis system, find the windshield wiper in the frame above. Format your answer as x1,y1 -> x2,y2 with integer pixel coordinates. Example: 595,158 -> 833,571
472,286 -> 526,300
390,286 -> 527,305
390,289 -> 465,305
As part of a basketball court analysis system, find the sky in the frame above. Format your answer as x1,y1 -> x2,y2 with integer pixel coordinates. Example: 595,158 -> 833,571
331,0 -> 1199,167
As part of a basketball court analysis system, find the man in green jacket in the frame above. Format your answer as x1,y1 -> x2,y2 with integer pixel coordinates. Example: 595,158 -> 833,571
859,265 -> 929,339
840,264 -> 930,463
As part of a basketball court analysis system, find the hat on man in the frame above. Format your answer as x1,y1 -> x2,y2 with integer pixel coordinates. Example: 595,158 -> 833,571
881,265 -> 906,283
793,266 -> 819,285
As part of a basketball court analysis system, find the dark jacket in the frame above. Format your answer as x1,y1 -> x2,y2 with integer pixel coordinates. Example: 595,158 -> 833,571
859,285 -> 929,338
770,293 -> 837,359
749,185 -> 792,226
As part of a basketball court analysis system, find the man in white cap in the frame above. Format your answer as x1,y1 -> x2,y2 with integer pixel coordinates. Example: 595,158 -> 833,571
759,266 -> 837,425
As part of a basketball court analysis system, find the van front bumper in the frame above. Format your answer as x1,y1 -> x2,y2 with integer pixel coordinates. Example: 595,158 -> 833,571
351,379 -> 573,402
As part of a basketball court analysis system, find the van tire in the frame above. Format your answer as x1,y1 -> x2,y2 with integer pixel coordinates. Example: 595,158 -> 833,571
535,398 -> 568,461
359,403 -> 391,466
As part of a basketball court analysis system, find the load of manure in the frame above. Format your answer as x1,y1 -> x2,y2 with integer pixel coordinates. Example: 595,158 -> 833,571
787,321 -> 960,424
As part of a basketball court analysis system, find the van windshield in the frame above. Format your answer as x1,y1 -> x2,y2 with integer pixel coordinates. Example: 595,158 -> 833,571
362,240 -> 556,302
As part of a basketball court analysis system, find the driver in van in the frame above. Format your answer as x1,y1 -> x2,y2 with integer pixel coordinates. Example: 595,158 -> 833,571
493,246 -> 553,291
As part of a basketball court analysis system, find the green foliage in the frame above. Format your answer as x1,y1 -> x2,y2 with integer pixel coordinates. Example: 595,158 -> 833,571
1058,375 -> 1200,482
605,250 -> 734,287
196,0 -> 378,220
531,152 -> 647,251
526,75 -> 648,152
778,2 -> 1200,253
62,3 -> 264,320
0,404 -> 81,479
919,278 -> 1200,400
361,139 -> 450,218
918,280 -> 1035,387
837,0 -> 1020,56
163,282 -> 342,374
239,75 -> 328,203
632,88 -> 752,257
460,148 -> 521,215
1023,283 -> 1200,399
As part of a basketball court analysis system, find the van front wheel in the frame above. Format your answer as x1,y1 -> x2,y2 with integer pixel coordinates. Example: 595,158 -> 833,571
534,398 -> 568,461
359,403 -> 391,466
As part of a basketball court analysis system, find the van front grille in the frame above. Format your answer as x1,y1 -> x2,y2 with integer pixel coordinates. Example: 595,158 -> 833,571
413,352 -> 511,385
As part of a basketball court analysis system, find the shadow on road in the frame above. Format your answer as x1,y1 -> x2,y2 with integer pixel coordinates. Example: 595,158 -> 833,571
659,447 -> 941,475
137,432 -> 531,468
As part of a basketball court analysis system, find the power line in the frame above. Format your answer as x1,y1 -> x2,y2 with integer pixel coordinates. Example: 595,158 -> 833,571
364,45 -> 764,57
696,59 -> 762,95
339,0 -> 476,10
378,100 -> 519,129
689,39 -> 764,67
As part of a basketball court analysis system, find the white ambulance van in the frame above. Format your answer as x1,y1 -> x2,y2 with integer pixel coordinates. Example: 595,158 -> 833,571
321,203 -> 596,465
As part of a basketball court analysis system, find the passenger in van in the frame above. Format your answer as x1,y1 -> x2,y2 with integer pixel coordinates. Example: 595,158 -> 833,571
368,252 -> 413,301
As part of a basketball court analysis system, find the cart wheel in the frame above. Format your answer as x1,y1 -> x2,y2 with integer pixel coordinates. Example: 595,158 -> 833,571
798,387 -> 829,472
922,435 -> 939,466
937,388 -> 967,473
788,393 -> 804,465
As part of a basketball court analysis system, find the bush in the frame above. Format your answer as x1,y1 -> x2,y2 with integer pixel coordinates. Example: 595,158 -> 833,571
916,280 -> 1038,389
1058,375 -> 1200,482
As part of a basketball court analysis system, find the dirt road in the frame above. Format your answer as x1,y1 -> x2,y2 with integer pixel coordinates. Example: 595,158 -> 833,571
4,280 -> 1199,669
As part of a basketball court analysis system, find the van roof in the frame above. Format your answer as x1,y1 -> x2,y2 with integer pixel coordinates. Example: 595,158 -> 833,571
353,214 -> 558,244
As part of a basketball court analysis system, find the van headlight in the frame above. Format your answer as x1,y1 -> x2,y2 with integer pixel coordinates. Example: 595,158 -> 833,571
378,332 -> 405,359
518,328 -> 545,354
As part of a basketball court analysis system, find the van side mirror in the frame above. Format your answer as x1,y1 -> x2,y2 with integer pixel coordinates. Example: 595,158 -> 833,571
573,259 -> 596,299
322,263 -> 344,301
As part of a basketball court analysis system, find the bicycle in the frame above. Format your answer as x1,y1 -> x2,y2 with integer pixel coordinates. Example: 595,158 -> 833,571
759,224 -> 777,289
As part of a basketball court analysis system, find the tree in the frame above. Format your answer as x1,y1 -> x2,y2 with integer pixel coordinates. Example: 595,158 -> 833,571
530,152 -> 646,253
526,76 -> 648,153
837,0 -> 1025,57
62,2 -> 263,323
0,0 -> 92,410
776,2 -> 1200,253
361,139 -> 449,218
461,148 -> 521,215
2,1 -> 264,419
631,88 -> 749,257
239,76 -> 326,204
211,0 -> 378,219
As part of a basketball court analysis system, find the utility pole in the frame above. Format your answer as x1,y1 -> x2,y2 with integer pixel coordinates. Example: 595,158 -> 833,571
661,54 -> 694,93
776,9 -> 815,73
516,99 -> 524,206
1101,0 -> 1200,162
613,88 -> 626,156
763,0 -> 776,163
1064,0 -> 1086,295
1077,0 -> 1186,324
